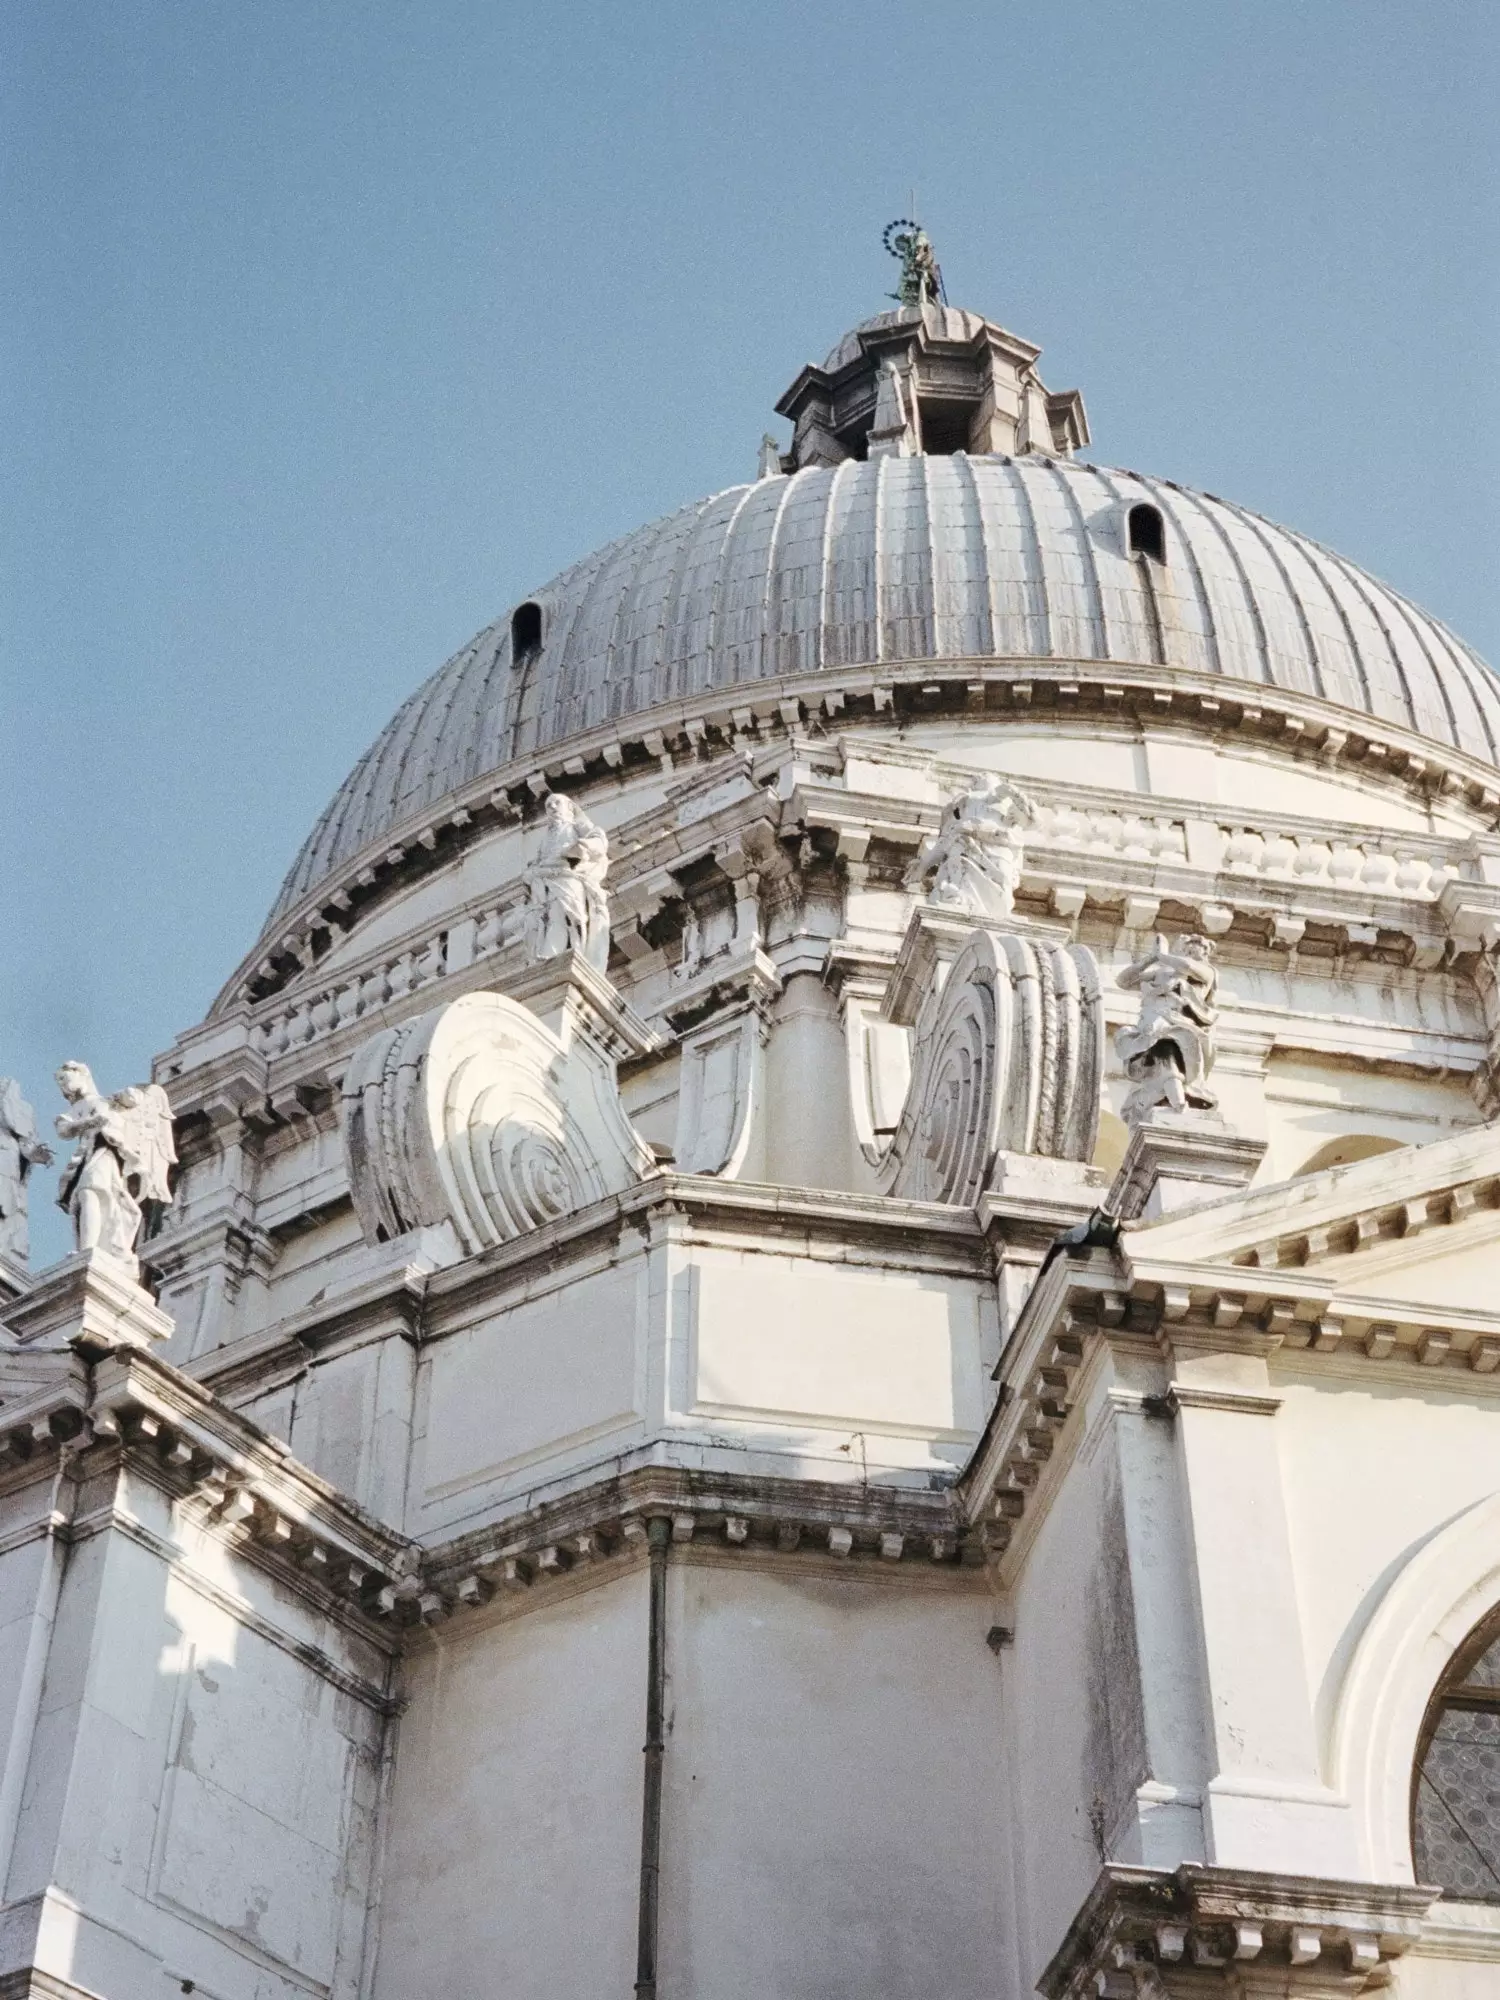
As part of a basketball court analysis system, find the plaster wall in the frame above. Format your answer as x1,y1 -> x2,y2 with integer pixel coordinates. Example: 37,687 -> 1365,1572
659,1559 -> 1009,2000
0,1463 -> 388,2000
1271,1367 -> 1500,1759
891,723 -> 1485,835
1004,1406 -> 1148,1994
1393,1943 -> 1500,1999
371,1570 -> 645,2000
407,1230 -> 991,1538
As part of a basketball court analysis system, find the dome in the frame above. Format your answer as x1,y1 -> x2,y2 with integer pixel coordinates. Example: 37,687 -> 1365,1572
269,452 -> 1500,931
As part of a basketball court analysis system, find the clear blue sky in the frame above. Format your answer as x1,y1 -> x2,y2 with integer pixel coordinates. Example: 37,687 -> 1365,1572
4,1 -> 1497,1263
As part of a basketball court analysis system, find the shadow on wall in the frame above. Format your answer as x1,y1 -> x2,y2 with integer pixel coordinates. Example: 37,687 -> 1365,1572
1294,1134 -> 1407,1178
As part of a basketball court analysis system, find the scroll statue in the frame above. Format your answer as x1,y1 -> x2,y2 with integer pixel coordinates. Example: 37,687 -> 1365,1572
0,1078 -> 53,1267
54,1062 -> 176,1269
1115,934 -> 1219,1122
506,794 -> 611,973
914,775 -> 1035,922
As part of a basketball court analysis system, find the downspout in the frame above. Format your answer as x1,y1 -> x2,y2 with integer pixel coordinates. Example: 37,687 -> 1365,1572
634,1515 -> 671,1999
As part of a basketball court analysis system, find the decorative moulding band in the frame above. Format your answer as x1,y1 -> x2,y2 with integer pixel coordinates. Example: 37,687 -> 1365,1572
220,659 -> 1500,1013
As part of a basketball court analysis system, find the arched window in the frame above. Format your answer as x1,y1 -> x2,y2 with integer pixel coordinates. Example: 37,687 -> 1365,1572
1127,503 -> 1166,563
511,600 -> 543,661
1413,1608 -> 1500,1902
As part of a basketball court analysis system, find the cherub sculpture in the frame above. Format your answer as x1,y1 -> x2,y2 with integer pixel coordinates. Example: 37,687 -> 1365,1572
520,793 -> 611,973
914,775 -> 1036,922
54,1062 -> 176,1270
0,1078 -> 53,1267
1115,934 -> 1220,1122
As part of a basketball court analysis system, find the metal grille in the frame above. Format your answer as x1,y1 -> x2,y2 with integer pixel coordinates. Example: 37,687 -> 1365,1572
1415,1702 -> 1500,1902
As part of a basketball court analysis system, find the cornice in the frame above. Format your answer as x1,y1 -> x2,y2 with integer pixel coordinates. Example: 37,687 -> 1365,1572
1037,1864 -> 1435,2000
199,659 -> 1500,1021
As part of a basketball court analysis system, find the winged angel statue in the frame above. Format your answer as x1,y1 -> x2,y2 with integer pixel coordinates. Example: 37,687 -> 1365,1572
54,1062 -> 175,1269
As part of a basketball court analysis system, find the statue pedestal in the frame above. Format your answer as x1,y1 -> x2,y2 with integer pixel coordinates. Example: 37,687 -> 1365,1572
1,1252 -> 173,1355
489,950 -> 664,1069
1111,1114 -> 1267,1222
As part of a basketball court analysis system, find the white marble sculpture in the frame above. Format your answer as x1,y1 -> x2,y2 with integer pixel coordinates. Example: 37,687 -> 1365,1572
341,991 -> 652,1255
0,1078 -> 53,1267
1115,932 -> 1220,1121
885,926 -> 1103,1205
914,775 -> 1035,921
53,1062 -> 176,1269
517,793 -> 611,972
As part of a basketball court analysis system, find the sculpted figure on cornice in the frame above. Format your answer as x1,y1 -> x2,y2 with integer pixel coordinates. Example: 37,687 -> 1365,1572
511,793 -> 611,973
54,1062 -> 176,1270
915,774 -> 1035,922
0,1078 -> 53,1267
1116,933 -> 1220,1122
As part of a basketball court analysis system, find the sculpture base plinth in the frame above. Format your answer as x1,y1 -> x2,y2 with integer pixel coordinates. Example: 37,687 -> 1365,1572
0,1252 -> 173,1355
489,950 -> 664,1067
1112,1115 -> 1267,1222
977,1154 -> 1107,1230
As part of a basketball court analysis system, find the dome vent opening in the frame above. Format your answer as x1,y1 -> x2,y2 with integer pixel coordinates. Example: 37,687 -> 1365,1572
511,600 -> 544,661
1127,503 -> 1166,563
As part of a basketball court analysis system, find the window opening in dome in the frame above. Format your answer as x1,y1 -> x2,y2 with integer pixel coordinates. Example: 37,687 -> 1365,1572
917,400 -> 973,456
1127,503 -> 1166,563
1413,1605 -> 1500,1903
511,600 -> 543,661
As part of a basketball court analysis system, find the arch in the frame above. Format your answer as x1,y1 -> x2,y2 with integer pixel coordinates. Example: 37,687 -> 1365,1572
1294,1133 -> 1406,1178
1329,1489 -> 1500,1881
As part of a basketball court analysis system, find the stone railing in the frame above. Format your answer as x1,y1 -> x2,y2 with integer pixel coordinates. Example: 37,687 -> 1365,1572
1031,802 -> 1187,864
252,933 -> 451,1059
1217,827 -> 1458,899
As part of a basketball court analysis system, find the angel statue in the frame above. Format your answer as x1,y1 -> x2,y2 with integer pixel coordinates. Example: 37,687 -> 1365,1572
1115,934 -> 1220,1123
54,1062 -> 176,1270
0,1078 -> 53,1268
914,774 -> 1036,922
518,793 -> 611,973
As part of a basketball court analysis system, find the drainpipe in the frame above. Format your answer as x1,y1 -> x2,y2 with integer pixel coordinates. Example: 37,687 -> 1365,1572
634,1516 -> 671,1999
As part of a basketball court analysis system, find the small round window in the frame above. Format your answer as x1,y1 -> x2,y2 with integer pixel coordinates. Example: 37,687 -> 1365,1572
1413,1609 -> 1500,1900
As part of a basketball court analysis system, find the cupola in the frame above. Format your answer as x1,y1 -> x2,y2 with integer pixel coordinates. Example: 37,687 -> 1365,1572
772,296 -> 1088,470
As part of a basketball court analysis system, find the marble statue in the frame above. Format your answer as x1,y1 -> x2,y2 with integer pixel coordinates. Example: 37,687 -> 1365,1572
1115,933 -> 1220,1121
883,219 -> 944,307
54,1062 -> 176,1268
0,1078 -> 53,1267
915,774 -> 1035,921
521,794 -> 611,973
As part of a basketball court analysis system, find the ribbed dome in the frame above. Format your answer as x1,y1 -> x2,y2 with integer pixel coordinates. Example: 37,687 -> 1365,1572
270,454 -> 1500,926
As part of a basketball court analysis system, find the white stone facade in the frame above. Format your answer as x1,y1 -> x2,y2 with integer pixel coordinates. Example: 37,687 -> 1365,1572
8,298 -> 1500,1999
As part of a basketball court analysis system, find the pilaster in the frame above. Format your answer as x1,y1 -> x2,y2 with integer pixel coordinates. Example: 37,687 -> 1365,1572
1167,1341 -> 1356,1875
